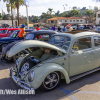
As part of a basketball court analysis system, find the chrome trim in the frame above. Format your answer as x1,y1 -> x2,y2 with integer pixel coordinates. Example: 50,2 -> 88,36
10,67 -> 34,91
70,67 -> 100,82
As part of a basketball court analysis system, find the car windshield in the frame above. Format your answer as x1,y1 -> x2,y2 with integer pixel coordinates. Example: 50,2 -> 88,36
25,33 -> 34,40
10,30 -> 20,38
49,35 -> 71,50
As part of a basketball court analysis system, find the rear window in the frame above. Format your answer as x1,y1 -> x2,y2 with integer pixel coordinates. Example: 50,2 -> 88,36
49,35 -> 71,50
25,34 -> 34,40
94,37 -> 100,47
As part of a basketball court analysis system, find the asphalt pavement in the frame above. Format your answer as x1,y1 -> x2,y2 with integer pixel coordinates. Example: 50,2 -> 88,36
0,57 -> 100,100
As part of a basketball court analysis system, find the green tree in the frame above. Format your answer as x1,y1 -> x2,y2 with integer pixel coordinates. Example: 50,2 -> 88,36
2,0 -> 15,26
2,14 -> 9,20
0,13 -> 2,19
68,9 -> 80,16
14,0 -> 24,26
6,4 -> 10,14
85,10 -> 94,16
55,10 -> 60,17
6,4 -> 10,19
81,7 -> 86,10
62,12 -> 69,17
94,6 -> 98,11
85,10 -> 94,23
1,0 -> 23,26
47,8 -> 55,16
72,6 -> 77,10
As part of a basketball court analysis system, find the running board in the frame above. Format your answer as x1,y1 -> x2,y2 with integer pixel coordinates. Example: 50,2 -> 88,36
70,67 -> 100,82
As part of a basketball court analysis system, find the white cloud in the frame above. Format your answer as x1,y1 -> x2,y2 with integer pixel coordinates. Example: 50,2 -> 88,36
35,0 -> 57,4
0,0 -> 100,16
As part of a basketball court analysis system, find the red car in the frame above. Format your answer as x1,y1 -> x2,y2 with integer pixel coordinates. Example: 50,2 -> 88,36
0,28 -> 20,38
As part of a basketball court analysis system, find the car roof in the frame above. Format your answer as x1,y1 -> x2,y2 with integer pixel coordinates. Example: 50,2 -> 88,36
25,29 -> 33,32
0,28 -> 8,30
8,28 -> 20,30
53,32 -> 100,40
0,28 -> 20,30
28,30 -> 58,34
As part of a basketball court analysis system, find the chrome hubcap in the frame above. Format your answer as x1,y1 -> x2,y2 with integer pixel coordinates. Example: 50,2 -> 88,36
44,72 -> 59,89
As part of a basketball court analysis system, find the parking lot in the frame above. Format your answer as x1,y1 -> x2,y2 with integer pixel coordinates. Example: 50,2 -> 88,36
0,57 -> 100,100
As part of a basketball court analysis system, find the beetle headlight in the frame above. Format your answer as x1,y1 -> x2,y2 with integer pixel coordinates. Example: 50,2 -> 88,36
16,59 -> 19,66
28,70 -> 34,82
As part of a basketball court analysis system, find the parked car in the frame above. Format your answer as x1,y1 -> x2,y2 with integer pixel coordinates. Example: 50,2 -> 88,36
1,30 -> 57,61
0,28 -> 20,38
0,29 -> 33,52
9,31 -> 100,92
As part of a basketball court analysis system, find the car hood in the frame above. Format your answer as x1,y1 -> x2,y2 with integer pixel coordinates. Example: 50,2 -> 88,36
0,37 -> 14,41
4,40 -> 23,52
7,40 -> 67,57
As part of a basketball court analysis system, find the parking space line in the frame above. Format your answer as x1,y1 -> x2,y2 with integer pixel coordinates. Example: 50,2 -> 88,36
59,87 -> 78,100
59,86 -> 100,99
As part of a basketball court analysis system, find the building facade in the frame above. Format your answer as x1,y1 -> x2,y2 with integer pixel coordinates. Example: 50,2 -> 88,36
0,20 -> 18,27
96,10 -> 100,25
46,17 -> 86,27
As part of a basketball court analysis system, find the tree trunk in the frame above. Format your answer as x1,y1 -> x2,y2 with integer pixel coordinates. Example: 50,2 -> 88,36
11,3 -> 13,27
17,2 -> 19,26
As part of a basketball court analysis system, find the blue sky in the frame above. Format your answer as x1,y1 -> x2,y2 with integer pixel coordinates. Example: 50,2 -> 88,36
0,0 -> 100,16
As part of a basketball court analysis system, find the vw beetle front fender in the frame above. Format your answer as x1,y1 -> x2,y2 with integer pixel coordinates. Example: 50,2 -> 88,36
28,63 -> 70,89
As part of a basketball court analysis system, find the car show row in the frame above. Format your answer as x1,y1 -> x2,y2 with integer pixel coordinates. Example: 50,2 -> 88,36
0,28 -> 100,93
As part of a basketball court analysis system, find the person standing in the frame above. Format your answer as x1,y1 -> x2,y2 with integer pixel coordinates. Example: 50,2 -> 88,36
63,26 -> 66,32
57,26 -> 61,32
19,24 -> 26,38
36,24 -> 42,39
52,25 -> 56,31
36,24 -> 41,30
67,26 -> 73,31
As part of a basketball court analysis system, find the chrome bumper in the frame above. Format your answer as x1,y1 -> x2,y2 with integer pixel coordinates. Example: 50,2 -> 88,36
10,67 -> 35,91
1,52 -> 12,61
5,55 -> 12,60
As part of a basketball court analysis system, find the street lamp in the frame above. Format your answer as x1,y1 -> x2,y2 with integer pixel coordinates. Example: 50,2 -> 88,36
24,0 -> 29,29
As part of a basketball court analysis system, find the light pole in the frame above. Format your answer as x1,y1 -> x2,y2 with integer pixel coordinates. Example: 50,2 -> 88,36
24,0 -> 29,29
26,5 -> 29,29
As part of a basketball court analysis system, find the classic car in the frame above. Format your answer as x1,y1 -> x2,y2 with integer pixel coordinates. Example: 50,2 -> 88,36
0,28 -> 20,38
9,31 -> 100,92
0,29 -> 33,52
1,30 -> 57,61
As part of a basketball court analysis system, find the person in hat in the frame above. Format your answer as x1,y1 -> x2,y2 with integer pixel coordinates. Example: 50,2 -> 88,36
19,24 -> 26,38
67,26 -> 73,31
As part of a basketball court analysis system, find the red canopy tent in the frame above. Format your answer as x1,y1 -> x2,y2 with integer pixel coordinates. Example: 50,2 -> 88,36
67,24 -> 72,26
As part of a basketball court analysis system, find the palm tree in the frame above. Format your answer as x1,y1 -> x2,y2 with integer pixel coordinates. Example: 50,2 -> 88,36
14,0 -> 24,26
1,0 -> 15,27
6,4 -> 10,19
6,4 -> 10,14
0,0 -> 23,26
47,8 -> 55,15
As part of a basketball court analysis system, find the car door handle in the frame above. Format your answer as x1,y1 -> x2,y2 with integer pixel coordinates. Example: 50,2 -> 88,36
90,51 -> 95,54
